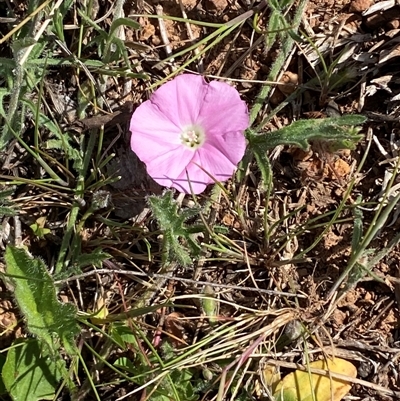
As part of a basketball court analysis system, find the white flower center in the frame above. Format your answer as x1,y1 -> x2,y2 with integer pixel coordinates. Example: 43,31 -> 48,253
180,125 -> 205,149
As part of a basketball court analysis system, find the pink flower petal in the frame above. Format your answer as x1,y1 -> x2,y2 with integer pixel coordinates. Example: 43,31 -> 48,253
149,74 -> 209,127
204,130 -> 247,166
194,145 -> 238,181
198,80 -> 249,135
145,148 -> 195,190
169,171 -> 209,194
166,143 -> 243,194
147,144 -> 240,194
130,100 -> 182,163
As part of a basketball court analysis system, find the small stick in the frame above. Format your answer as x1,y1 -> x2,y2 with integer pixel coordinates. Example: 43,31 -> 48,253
13,216 -> 22,246
178,0 -> 203,72
54,267 -> 306,298
156,5 -> 175,69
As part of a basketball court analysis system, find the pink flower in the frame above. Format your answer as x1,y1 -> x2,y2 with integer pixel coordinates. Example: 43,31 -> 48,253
130,74 -> 249,194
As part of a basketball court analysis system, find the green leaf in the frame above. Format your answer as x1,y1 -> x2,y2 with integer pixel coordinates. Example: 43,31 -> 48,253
247,114 -> 365,190
111,323 -> 138,349
0,206 -> 16,217
249,115 -> 366,151
279,0 -> 296,8
27,58 -> 105,68
252,143 -> 274,191
0,185 -> 16,217
23,98 -> 62,136
114,357 -> 136,373
77,79 -> 93,119
0,353 -> 6,395
44,139 -> 83,170
2,338 -> 63,401
30,217 -> 51,238
5,246 -> 79,357
265,10 -> 281,49
0,89 -> 11,116
74,247 -> 111,269
109,17 -> 141,37
201,285 -> 218,325
149,191 -> 202,267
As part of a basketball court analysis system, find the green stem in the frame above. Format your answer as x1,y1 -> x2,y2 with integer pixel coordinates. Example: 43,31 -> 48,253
249,0 -> 308,127
55,131 -> 97,274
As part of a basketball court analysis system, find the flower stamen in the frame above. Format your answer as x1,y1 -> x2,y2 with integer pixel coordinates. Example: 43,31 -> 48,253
180,125 -> 205,149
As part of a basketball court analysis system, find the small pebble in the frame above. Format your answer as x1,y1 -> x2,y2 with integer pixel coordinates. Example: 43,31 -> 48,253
349,0 -> 372,13
205,0 -> 228,13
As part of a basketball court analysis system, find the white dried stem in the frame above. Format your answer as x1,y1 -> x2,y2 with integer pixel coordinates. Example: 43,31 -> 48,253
178,0 -> 203,72
156,4 -> 175,66
18,0 -> 64,66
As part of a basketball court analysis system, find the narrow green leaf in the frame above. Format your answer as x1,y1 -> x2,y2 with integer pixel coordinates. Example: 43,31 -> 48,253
269,0 -> 281,10
351,196 -> 363,255
201,286 -> 218,325
27,58 -> 105,67
114,357 -> 136,373
265,11 -> 281,50
111,323 -> 139,348
279,0 -> 296,8
2,338 -> 63,401
109,17 -> 141,37
0,89 -> 11,117
5,246 -> 79,357
75,248 -> 111,268
252,143 -> 274,191
0,206 -> 16,217
0,57 -> 16,69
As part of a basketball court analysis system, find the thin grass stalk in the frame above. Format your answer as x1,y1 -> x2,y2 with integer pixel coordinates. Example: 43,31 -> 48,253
294,131 -> 374,260
77,349 -> 102,401
326,146 -> 400,298
4,118 -> 69,186
327,191 -> 400,299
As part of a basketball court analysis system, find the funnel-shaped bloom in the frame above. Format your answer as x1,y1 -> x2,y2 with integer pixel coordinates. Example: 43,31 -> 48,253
130,74 -> 249,194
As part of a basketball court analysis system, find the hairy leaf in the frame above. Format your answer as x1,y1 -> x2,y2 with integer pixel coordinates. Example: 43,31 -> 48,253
249,115 -> 366,151
149,190 -> 202,267
5,246 -> 79,357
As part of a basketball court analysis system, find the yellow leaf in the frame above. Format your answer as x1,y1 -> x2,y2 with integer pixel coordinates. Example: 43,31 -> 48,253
262,364 -> 281,392
89,292 -> 110,325
273,358 -> 357,401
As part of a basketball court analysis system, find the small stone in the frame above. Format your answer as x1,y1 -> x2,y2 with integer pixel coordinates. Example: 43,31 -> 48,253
349,0 -> 372,13
387,19 -> 400,29
279,71 -> 298,96
205,0 -> 228,13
